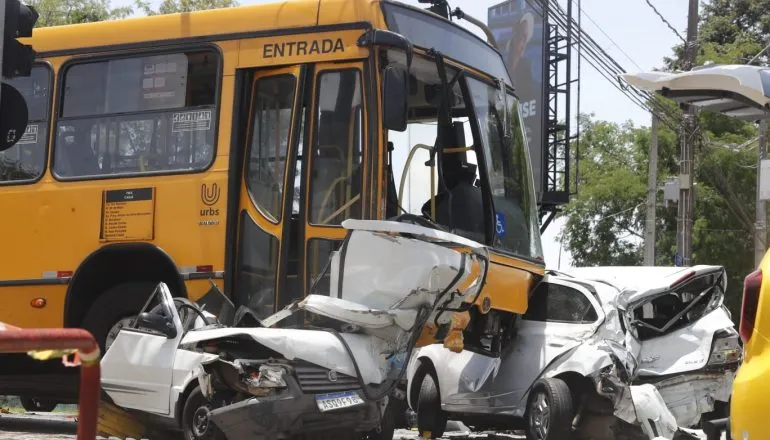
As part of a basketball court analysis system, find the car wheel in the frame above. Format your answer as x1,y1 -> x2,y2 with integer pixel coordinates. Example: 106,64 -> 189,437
526,378 -> 574,440
182,387 -> 225,440
361,400 -> 396,440
416,372 -> 447,439
81,282 -> 156,355
20,397 -> 57,412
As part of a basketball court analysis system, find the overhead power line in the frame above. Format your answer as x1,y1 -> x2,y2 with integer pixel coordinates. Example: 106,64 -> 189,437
643,0 -> 687,44
545,0 -> 682,131
578,6 -> 643,70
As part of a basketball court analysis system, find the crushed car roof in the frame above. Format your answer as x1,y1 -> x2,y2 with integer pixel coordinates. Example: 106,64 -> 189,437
559,265 -> 725,307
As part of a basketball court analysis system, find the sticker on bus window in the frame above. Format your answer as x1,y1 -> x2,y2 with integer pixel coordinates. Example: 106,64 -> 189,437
17,124 -> 38,145
172,110 -> 212,133
495,212 -> 506,238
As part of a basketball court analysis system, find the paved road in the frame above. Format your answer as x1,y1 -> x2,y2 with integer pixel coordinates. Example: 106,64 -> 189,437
0,415 -> 523,440
0,413 -> 723,440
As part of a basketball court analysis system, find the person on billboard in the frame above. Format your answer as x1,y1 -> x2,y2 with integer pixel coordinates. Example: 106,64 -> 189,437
504,11 -> 535,91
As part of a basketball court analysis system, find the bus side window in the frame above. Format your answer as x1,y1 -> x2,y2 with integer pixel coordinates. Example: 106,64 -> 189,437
54,50 -> 219,179
0,65 -> 51,183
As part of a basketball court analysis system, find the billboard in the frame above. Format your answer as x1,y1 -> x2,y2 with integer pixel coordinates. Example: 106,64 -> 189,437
488,0 -> 546,202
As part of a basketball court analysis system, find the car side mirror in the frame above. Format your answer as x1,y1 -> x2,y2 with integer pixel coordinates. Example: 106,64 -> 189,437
383,65 -> 408,132
137,312 -> 177,339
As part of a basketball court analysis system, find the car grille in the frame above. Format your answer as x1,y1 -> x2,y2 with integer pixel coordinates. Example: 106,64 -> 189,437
294,364 -> 360,393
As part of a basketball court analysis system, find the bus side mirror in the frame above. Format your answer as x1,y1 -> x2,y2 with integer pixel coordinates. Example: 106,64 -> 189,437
137,312 -> 177,339
383,65 -> 408,132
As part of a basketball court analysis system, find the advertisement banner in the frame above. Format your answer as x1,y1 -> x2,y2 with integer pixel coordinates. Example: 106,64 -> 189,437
488,0 -> 546,201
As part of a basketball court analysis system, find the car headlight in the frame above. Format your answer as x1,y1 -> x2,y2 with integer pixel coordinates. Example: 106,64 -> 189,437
243,364 -> 288,396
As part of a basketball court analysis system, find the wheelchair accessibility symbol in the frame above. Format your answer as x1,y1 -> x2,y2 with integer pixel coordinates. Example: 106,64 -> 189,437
495,212 -> 506,238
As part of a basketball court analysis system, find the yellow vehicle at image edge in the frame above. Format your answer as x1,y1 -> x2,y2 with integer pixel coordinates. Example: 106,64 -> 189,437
0,0 -> 545,408
731,249 -> 770,440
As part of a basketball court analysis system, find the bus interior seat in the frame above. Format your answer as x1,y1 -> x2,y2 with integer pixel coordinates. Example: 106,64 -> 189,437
420,123 -> 484,241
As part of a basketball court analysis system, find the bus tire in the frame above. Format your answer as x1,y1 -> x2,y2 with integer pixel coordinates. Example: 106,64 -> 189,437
80,281 -> 156,355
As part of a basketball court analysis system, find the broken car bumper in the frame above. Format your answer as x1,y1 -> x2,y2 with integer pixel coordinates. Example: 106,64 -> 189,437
208,380 -> 380,439
641,370 -> 734,428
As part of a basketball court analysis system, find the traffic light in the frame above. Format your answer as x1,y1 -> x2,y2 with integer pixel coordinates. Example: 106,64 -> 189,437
3,0 -> 38,78
0,0 -> 37,152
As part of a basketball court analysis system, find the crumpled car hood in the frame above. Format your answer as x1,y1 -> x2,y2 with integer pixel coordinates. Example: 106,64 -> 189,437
187,219 -> 489,386
182,327 -> 388,384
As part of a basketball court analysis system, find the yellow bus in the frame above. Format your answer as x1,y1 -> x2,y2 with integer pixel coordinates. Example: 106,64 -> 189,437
0,0 -> 544,407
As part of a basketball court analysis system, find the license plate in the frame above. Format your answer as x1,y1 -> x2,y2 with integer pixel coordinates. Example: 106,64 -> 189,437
315,391 -> 365,412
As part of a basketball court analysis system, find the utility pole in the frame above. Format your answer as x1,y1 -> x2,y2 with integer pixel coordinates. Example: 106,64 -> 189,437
644,114 -> 659,266
676,0 -> 699,266
756,120 -> 768,266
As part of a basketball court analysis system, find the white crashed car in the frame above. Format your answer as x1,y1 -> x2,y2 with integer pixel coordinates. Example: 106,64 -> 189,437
406,265 -> 740,440
100,219 -> 488,440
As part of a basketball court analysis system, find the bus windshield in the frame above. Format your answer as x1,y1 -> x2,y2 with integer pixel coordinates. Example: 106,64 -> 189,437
466,78 -> 542,259
382,1 -> 542,261
387,50 -> 543,261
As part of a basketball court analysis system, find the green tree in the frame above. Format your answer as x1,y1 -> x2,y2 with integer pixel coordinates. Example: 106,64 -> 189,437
135,0 -> 237,16
561,114 -> 678,267
29,0 -> 131,27
562,2 -> 769,317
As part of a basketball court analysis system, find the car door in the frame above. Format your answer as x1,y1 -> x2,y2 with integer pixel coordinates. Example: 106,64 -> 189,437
101,282 -> 184,415
442,276 -> 604,413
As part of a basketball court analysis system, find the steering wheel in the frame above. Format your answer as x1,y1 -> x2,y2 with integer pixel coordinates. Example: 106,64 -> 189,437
173,297 -> 212,329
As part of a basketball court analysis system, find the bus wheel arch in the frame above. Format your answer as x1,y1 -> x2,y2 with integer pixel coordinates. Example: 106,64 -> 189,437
64,243 -> 186,353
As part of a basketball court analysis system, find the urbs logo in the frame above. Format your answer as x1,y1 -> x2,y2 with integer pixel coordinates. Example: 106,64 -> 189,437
200,183 -> 220,216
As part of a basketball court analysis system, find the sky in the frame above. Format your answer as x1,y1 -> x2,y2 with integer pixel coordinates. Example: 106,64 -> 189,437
111,0 -> 690,268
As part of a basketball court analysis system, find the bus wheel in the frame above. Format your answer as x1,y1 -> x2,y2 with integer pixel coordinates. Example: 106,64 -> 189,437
20,397 -> 57,412
80,282 -> 156,354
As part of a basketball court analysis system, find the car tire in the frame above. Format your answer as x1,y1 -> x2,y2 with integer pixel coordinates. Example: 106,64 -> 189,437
416,372 -> 447,439
181,386 -> 225,440
361,400 -> 396,440
526,378 -> 574,440
80,282 -> 156,354
20,397 -> 57,412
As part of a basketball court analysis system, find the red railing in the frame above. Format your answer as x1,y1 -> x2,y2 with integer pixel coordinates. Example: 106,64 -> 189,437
0,322 -> 100,440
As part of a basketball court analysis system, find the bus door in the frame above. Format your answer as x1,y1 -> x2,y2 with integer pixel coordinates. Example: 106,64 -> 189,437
301,61 -> 368,298
233,65 -> 306,319
234,61 -> 369,318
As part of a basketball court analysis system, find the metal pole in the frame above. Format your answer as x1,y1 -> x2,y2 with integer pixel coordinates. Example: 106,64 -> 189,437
644,113 -> 659,265
0,0 -> 6,106
0,326 -> 100,440
756,120 -> 768,266
677,0 -> 699,266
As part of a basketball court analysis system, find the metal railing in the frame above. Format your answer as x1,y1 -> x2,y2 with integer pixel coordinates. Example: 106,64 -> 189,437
0,321 -> 100,440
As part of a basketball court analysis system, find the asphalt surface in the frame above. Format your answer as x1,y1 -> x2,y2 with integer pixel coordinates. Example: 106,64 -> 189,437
0,413 -> 724,440
0,414 -> 522,440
